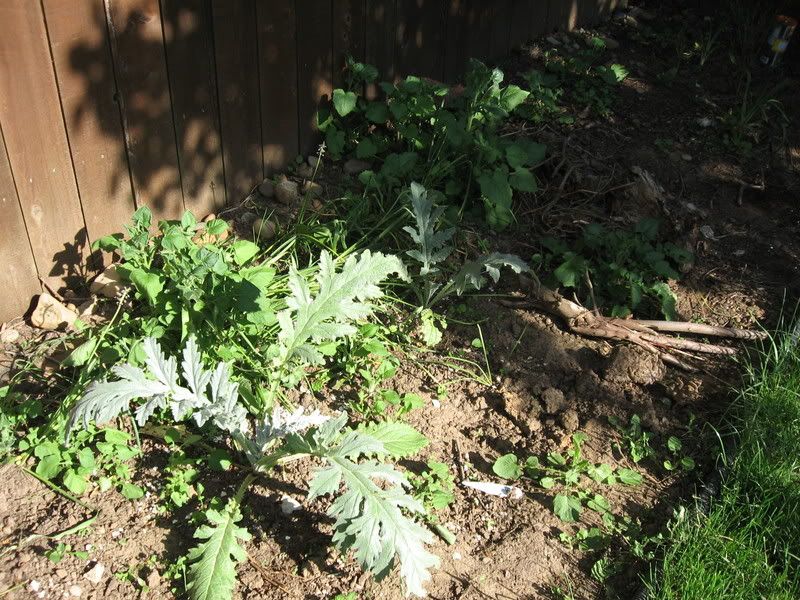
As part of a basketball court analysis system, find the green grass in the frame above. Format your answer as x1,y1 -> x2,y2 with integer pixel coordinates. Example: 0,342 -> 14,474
646,330 -> 800,599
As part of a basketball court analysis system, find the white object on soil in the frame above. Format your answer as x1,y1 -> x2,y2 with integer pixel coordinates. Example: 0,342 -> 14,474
461,481 -> 524,499
280,495 -> 302,515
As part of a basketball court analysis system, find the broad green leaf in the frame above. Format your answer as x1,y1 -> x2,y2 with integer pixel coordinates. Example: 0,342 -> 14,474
356,137 -> 377,159
617,468 -> 643,486
333,89 -> 358,116
231,240 -> 259,266
499,85 -> 530,111
539,476 -> 556,489
365,101 -> 389,123
62,339 -> 99,368
36,454 -> 62,480
493,454 -> 522,480
509,168 -> 538,192
121,483 -> 144,500
553,493 -> 583,522
63,469 -> 88,495
361,422 -> 428,457
129,268 -> 164,306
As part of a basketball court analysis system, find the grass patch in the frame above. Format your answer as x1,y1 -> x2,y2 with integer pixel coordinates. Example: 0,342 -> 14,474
646,330 -> 800,599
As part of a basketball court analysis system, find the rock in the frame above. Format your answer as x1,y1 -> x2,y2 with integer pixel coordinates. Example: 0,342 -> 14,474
252,218 -> 277,242
560,409 -> 580,433
274,177 -> 301,205
302,181 -> 323,198
30,294 -> 78,330
238,211 -> 258,226
0,328 -> 20,344
681,153 -> 692,161
280,495 -> 302,515
89,265 -> 128,299
84,563 -> 105,585
546,36 -> 561,46
202,213 -> 216,222
193,222 -> 229,246
296,163 -> 314,179
541,387 -> 567,414
605,345 -> 666,385
257,179 -> 275,198
76,298 -> 100,319
69,584 -> 83,597
146,570 -> 160,589
308,155 -> 321,169
343,158 -> 370,175
28,581 -> 41,593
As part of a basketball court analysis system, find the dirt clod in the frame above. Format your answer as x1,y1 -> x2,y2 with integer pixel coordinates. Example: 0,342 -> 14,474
541,387 -> 568,414
605,345 -> 666,385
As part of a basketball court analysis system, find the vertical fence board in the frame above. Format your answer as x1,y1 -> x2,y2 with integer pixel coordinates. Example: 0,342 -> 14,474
42,0 -> 135,251
107,0 -> 184,221
490,0 -> 513,59
0,1 -> 88,291
365,0 -> 396,95
211,0 -> 262,200
333,0 -> 366,88
396,0 -> 447,80
161,0 -> 225,216
465,0 -> 492,63
511,0 -> 535,47
443,0 -> 468,81
0,125 -> 40,321
531,0 -> 551,38
257,0 -> 298,173
296,0 -> 333,156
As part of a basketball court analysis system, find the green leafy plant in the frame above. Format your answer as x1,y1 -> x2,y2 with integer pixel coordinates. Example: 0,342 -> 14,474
721,71 -> 788,156
493,432 -> 642,525
67,246 -> 440,597
609,414 -> 655,464
402,182 -> 528,342
542,47 -> 628,117
320,59 -> 546,229
533,219 -> 692,319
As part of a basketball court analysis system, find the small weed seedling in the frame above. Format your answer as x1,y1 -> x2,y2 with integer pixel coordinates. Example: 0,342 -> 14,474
609,414 -> 655,464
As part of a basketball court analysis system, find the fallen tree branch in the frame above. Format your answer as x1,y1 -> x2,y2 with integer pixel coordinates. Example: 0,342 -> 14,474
506,277 -> 767,371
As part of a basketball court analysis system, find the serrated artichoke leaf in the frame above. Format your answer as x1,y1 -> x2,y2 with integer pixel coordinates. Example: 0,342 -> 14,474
277,250 -> 406,362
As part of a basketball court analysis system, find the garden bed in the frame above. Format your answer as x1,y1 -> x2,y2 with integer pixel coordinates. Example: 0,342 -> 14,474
1,2 -> 798,599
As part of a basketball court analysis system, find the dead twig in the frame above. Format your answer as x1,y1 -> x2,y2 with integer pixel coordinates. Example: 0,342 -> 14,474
512,276 -> 765,370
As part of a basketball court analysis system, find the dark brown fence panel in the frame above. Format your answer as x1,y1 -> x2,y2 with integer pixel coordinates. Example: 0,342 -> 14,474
365,0 -> 397,95
161,0 -> 226,216
333,0 -> 366,88
42,0 -> 136,250
466,1 -> 493,63
107,0 -> 185,221
211,0 -> 262,201
0,125 -> 40,321
296,0 -> 333,156
531,0 -> 552,37
0,1 -> 88,292
511,0 -> 536,47
396,0 -> 448,81
257,0 -> 299,174
490,0 -> 513,59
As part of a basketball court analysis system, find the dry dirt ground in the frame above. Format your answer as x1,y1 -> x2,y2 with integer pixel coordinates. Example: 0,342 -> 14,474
1,3 -> 799,599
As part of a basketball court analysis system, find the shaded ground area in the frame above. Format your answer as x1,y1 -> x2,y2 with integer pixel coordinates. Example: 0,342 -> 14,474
1,2 -> 799,599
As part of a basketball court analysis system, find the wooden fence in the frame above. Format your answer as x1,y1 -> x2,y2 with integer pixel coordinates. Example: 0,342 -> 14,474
0,0 -> 615,321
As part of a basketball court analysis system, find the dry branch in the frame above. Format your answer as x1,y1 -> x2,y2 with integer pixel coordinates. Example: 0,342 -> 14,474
512,276 -> 767,371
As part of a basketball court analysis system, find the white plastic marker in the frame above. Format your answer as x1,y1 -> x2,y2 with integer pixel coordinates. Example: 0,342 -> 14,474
461,481 -> 524,499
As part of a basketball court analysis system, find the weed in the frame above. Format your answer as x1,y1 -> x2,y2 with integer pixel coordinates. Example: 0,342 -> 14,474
721,71 -> 788,156
45,542 -> 89,563
320,59 -> 546,229
533,219 -> 692,319
609,414 -> 655,464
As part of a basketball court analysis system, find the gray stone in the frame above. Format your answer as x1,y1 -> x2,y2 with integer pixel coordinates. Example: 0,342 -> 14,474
274,178 -> 301,205
343,158 -> 370,175
296,163 -> 314,179
257,179 -> 275,198
252,218 -> 277,242
30,294 -> 78,330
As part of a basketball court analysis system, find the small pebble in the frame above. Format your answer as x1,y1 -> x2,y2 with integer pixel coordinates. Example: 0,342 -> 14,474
29,580 -> 41,593
452,552 -> 462,560
69,584 -> 83,597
